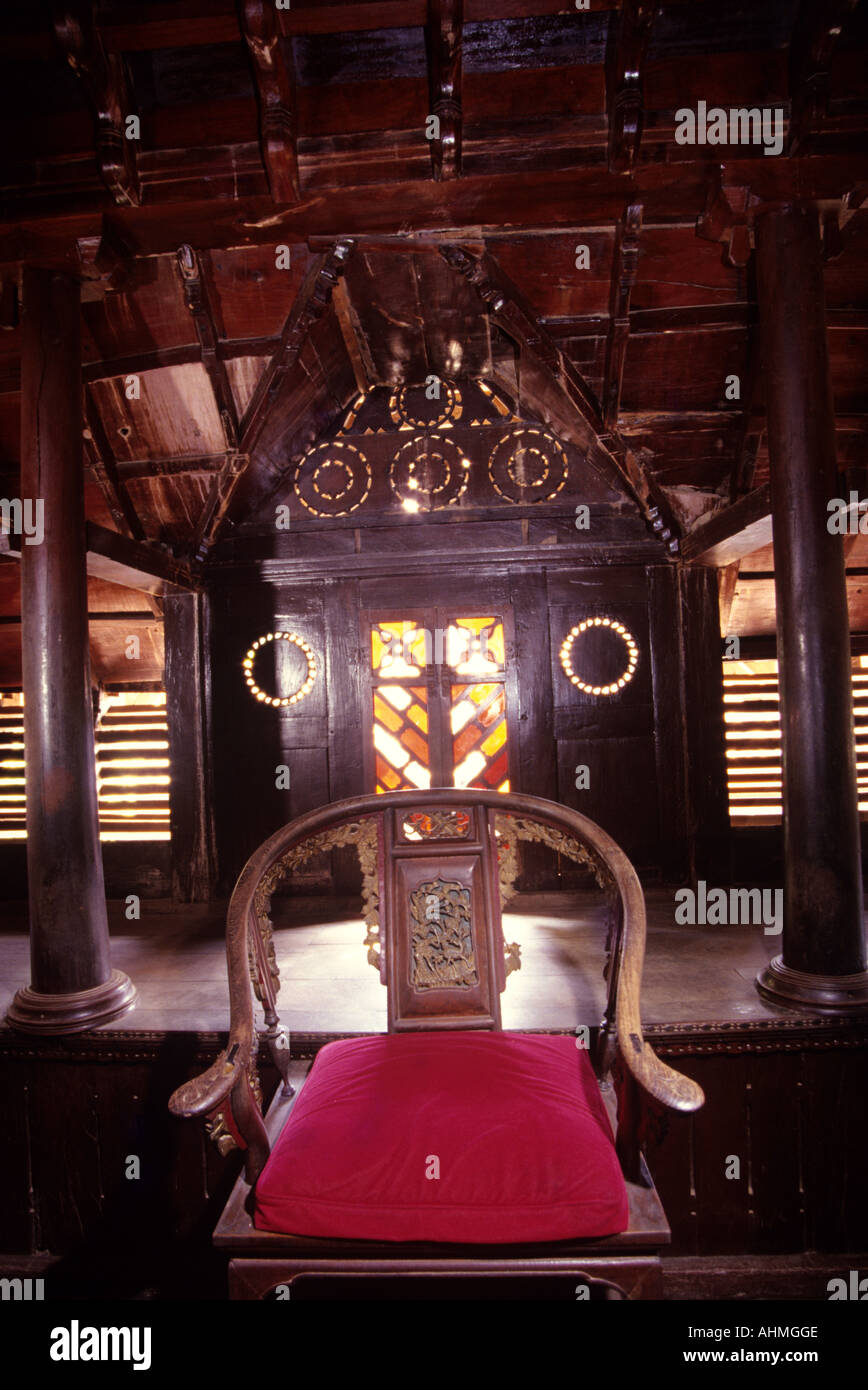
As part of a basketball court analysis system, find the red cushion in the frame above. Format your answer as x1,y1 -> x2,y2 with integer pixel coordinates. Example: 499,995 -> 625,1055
253,1032 -> 629,1243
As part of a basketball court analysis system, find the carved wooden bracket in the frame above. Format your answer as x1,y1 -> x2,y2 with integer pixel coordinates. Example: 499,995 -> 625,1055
696,175 -> 763,269
606,1 -> 659,174
54,3 -> 140,207
239,0 -> 300,204
426,0 -> 463,181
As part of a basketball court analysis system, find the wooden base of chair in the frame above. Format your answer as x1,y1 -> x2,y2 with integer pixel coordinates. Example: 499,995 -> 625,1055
228,1255 -> 663,1300
216,1065 -> 670,1300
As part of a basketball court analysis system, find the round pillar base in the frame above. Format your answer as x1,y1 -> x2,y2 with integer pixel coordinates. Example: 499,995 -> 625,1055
6,970 -> 137,1035
756,956 -> 868,1014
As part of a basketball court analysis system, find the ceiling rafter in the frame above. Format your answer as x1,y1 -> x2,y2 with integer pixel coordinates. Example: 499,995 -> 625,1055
191,239 -> 355,559
603,200 -> 642,429
426,0 -> 463,182
680,485 -> 772,567
82,388 -> 145,543
175,245 -> 240,451
53,2 -> 140,207
239,0 -> 300,205
439,243 -> 682,553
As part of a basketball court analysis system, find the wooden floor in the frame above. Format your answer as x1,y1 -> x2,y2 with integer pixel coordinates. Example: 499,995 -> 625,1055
0,888 -> 817,1033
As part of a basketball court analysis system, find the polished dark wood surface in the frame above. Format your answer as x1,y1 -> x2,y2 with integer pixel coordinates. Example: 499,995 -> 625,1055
7,268 -> 134,1031
756,204 -> 868,1009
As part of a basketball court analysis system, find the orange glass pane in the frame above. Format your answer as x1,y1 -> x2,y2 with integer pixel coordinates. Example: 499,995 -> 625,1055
372,684 -> 430,792
450,684 -> 508,790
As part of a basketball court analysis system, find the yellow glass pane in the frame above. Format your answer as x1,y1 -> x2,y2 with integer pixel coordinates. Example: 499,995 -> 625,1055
481,720 -> 507,758
373,694 -> 403,733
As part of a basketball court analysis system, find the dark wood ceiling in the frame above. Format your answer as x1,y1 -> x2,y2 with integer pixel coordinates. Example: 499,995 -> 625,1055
0,0 -> 867,682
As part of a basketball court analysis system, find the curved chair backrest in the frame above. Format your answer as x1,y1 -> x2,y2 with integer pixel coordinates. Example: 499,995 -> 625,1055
169,790 -> 703,1185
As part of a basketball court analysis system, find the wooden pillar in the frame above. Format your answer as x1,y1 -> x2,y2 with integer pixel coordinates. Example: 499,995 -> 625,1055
164,591 -> 217,901
7,268 -> 135,1033
754,204 -> 868,1011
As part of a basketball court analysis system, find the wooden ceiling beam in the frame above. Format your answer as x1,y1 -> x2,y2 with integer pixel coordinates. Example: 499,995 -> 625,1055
53,3 -> 140,207
1,520 -> 202,594
192,239 -> 354,559
239,0 -> 300,205
426,0 -> 463,182
603,200 -> 642,429
175,245 -> 240,451
441,243 -> 682,551
680,485 -> 772,567
116,454 -> 228,482
84,522 -> 202,594
0,338 -> 281,397
788,0 -> 859,157
605,0 -> 657,175
1,156 -> 865,266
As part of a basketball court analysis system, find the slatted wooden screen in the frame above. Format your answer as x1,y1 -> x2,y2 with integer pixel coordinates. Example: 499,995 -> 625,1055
0,692 -> 25,838
0,689 -> 170,841
723,656 -> 868,823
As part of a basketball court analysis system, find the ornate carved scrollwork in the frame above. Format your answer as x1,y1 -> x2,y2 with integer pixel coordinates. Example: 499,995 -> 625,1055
494,812 -> 618,982
494,812 -> 615,899
204,1108 -> 237,1157
249,817 -> 382,999
410,878 -> 478,989
402,808 -> 471,840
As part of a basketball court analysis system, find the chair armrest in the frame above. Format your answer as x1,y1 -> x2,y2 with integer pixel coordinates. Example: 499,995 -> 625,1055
615,1023 -> 704,1113
169,1046 -> 246,1120
613,870 -> 704,1115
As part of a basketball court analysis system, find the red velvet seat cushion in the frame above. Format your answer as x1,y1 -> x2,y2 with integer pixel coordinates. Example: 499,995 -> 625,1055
253,1032 -> 629,1243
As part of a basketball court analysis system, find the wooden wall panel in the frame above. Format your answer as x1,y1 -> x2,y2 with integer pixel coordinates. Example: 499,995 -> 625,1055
1,1025 -> 865,1275
546,565 -> 658,868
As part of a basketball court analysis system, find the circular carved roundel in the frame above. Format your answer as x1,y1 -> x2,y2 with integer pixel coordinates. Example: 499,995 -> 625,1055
559,617 -> 639,696
488,428 -> 569,504
243,632 -> 317,708
390,434 -> 470,512
390,381 -> 463,429
294,440 -> 371,517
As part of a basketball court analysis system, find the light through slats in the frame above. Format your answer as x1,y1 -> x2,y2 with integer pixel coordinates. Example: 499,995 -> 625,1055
723,656 -> 868,822
0,689 -> 171,841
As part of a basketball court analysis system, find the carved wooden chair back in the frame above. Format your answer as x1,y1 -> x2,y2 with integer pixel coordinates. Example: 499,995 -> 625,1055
172,789 -> 703,1195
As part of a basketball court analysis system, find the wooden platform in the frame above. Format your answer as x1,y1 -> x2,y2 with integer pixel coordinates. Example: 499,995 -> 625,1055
1,889 -> 866,1285
0,887 -> 805,1033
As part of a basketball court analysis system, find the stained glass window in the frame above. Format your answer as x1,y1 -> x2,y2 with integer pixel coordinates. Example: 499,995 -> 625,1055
368,613 -> 510,793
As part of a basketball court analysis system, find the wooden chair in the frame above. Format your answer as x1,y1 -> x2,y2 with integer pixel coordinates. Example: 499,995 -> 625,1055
169,789 -> 703,1300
